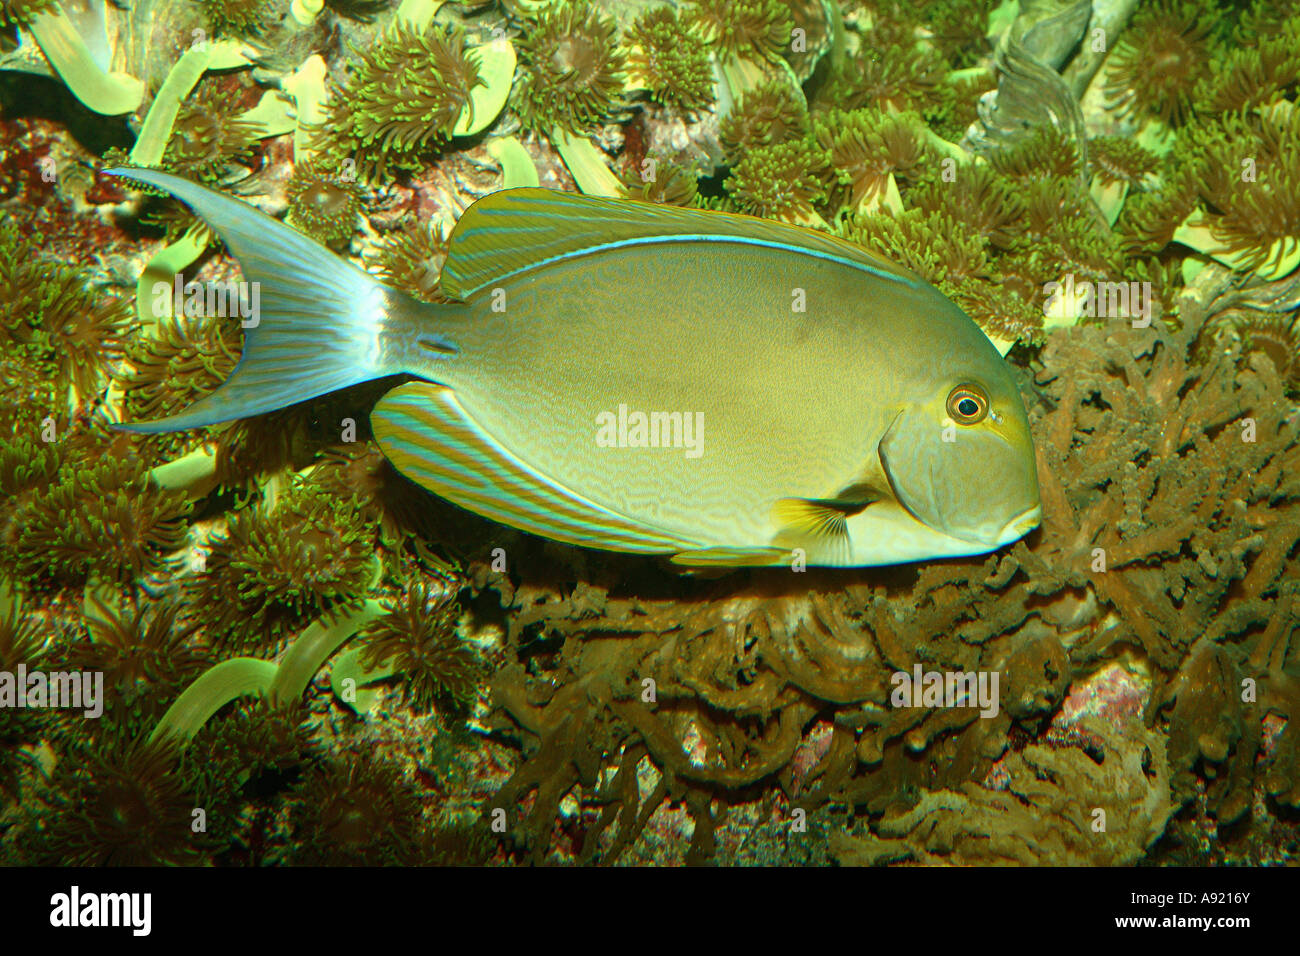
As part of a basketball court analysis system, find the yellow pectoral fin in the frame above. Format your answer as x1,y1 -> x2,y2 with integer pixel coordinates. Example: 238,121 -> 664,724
770,489 -> 882,567
371,381 -> 700,555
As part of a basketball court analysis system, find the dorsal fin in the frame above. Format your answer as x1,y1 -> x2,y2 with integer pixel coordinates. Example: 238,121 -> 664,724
439,187 -> 923,300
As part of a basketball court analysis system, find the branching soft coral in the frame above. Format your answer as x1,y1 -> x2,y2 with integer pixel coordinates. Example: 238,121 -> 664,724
840,206 -> 1041,345
688,0 -> 792,64
1089,136 -> 1159,190
368,221 -> 450,302
719,78 -> 809,157
814,108 -> 933,211
196,0 -> 284,35
0,455 -> 190,589
359,581 -> 483,713
288,748 -> 430,865
817,40 -> 946,116
161,82 -> 262,184
118,315 -> 241,460
1180,110 -> 1300,276
68,595 -> 211,704
286,162 -> 365,248
17,736 -> 206,865
723,140 -> 828,223
1196,21 -> 1300,113
909,163 -> 1023,249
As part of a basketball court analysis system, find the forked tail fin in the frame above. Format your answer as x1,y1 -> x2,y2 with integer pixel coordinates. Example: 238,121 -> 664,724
106,167 -> 413,433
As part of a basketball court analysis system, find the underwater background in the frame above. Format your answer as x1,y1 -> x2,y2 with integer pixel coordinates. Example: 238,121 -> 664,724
0,0 -> 1298,866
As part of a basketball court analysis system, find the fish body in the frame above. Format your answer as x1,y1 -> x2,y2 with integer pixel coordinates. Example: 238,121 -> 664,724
107,169 -> 1041,567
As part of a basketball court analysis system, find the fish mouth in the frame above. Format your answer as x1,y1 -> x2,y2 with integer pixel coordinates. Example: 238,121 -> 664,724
995,504 -> 1042,543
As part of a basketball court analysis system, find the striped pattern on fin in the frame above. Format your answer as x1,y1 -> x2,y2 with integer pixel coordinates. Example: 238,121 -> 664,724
669,547 -> 792,568
105,168 -> 392,433
439,187 -> 923,301
371,381 -> 701,554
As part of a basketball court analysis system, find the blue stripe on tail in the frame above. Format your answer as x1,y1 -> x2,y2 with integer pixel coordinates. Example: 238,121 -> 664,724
106,167 -> 401,433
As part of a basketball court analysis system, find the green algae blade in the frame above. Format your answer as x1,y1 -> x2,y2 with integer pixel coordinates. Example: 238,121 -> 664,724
27,8 -> 143,115
130,39 -> 252,167
395,0 -> 444,29
1090,179 -> 1127,227
552,128 -> 621,197
454,37 -> 515,137
290,0 -> 324,25
149,444 -> 218,497
134,229 -> 209,330
270,601 -> 386,705
329,646 -> 397,716
149,658 -> 279,746
1173,212 -> 1300,283
487,136 -> 539,188
284,54 -> 329,160
240,90 -> 297,139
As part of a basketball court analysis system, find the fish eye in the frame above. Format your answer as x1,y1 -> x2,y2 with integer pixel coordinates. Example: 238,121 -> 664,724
946,384 -> 989,425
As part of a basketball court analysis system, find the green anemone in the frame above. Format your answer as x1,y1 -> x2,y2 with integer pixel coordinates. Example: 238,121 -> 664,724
312,22 -> 484,179
724,139 -> 829,225
516,1 -> 627,135
286,161 -> 366,248
625,6 -> 714,112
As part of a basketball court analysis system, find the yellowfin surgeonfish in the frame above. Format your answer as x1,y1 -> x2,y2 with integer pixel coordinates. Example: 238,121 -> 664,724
107,168 -> 1041,567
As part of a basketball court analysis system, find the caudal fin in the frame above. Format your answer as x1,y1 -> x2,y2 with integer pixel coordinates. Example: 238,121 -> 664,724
107,167 -> 400,433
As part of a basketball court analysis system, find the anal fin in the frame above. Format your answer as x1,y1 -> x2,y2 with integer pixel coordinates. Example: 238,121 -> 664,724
669,546 -> 792,568
372,381 -> 700,555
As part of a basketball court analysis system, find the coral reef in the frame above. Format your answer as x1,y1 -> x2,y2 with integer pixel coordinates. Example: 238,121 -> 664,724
358,581 -> 484,713
1,0 -> 1298,870
624,6 -> 714,113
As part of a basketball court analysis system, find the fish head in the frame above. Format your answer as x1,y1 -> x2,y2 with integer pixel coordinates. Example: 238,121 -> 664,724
877,369 -> 1041,554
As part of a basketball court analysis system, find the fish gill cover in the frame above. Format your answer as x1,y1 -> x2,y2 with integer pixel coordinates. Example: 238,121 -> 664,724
0,0 -> 1296,866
